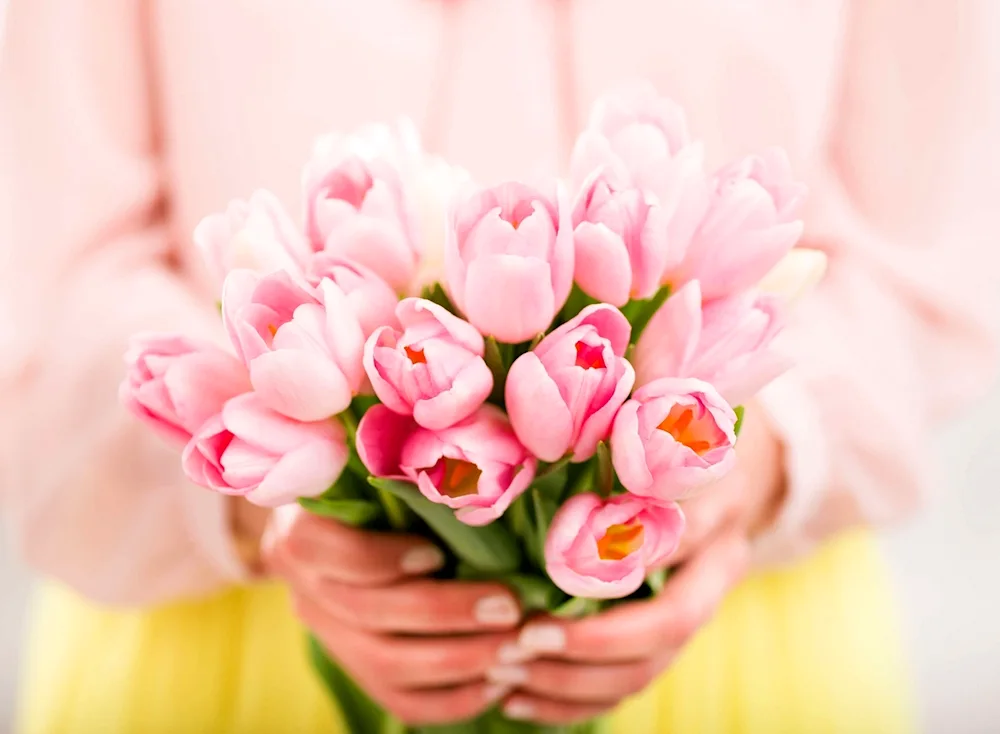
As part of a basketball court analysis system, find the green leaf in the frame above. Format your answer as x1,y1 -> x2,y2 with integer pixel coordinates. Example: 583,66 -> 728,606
350,394 -> 381,418
734,404 -> 746,437
559,283 -> 599,324
595,442 -> 613,498
483,336 -> 510,407
369,478 -> 521,573
420,282 -> 459,314
530,488 -> 557,568
307,634 -> 386,733
625,284 -> 671,344
645,566 -> 669,595
552,596 -> 602,619
505,574 -> 566,613
298,497 -> 382,526
531,456 -> 571,497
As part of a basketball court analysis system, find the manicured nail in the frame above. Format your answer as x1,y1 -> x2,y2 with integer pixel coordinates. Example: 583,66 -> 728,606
400,546 -> 445,574
484,684 -> 512,703
496,642 -> 535,664
487,665 -> 528,686
518,623 -> 565,652
504,700 -> 535,721
474,595 -> 521,626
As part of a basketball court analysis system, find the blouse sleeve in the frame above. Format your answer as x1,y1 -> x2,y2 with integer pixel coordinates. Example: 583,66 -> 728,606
754,0 -> 1000,563
0,0 -> 247,605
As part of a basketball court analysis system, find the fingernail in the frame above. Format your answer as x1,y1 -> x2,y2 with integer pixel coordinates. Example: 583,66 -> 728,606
518,623 -> 565,652
400,546 -> 445,574
504,700 -> 535,721
496,642 -> 535,664
270,504 -> 300,538
474,595 -> 521,626
487,665 -> 528,686
484,684 -> 512,703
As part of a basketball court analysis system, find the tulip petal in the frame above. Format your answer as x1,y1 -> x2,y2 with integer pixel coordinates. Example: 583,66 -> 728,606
413,357 -> 493,431
573,222 -> 632,306
574,360 -> 635,461
249,350 -> 352,422
632,280 -> 703,387
356,404 -> 418,477
610,400 -> 655,494
397,298 -> 484,356
506,353 -> 575,462
248,438 -> 349,507
464,255 -> 555,343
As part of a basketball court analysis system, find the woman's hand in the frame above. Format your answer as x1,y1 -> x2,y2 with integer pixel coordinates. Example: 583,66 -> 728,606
261,506 -> 527,726
492,406 -> 787,725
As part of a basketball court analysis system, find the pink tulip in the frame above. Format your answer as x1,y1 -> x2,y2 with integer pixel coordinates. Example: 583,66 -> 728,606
222,270 -> 365,422
612,377 -> 737,502
545,493 -> 685,599
445,182 -> 574,343
666,148 -> 807,300
569,84 -> 708,283
506,304 -> 634,463
193,190 -> 309,290
356,405 -> 536,526
571,170 -> 670,306
306,253 -> 400,338
182,393 -> 348,507
120,334 -> 250,445
364,298 -> 492,430
632,281 -> 789,405
303,128 -> 419,290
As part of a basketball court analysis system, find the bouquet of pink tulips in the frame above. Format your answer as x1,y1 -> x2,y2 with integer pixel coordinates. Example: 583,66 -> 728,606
121,84 -> 825,733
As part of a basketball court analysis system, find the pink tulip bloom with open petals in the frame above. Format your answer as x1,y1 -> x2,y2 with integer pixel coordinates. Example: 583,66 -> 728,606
612,377 -> 737,501
182,393 -> 348,508
445,182 -> 574,343
667,148 -> 807,300
364,298 -> 492,430
571,169 -> 671,306
193,190 -> 309,289
633,281 -> 790,405
506,304 -> 634,463
306,253 -> 400,338
120,334 -> 251,445
545,493 -> 685,599
356,405 -> 535,526
303,128 -> 420,290
222,270 -> 365,422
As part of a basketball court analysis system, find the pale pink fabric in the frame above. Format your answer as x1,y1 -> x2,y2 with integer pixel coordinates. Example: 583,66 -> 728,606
1,0 -> 998,604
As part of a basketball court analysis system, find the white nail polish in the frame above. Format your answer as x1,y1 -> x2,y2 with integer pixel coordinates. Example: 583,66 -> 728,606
400,546 -> 445,574
484,684 -> 512,703
504,700 -> 535,721
496,642 -> 535,664
474,595 -> 520,626
487,665 -> 529,686
518,623 -> 566,652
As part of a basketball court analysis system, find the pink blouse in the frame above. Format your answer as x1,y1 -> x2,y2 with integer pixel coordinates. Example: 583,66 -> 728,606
1,0 -> 997,605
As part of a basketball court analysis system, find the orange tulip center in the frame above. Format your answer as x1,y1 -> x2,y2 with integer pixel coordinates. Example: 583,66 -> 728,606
575,342 -> 606,370
404,345 -> 427,364
267,324 -> 278,337
597,522 -> 645,561
438,458 -> 482,498
657,404 -> 716,455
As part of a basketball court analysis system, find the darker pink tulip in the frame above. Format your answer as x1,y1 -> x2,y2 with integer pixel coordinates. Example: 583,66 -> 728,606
303,130 -> 419,290
120,334 -> 250,445
611,377 -> 737,502
364,298 -> 492,430
505,304 -> 634,463
182,393 -> 348,507
222,270 -> 366,422
193,190 -> 309,290
356,405 -> 535,526
445,182 -> 574,343
632,281 -> 789,405
571,169 -> 670,306
667,148 -> 807,300
545,493 -> 685,599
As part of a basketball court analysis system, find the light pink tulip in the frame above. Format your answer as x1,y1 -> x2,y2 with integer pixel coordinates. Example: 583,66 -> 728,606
193,190 -> 309,290
306,253 -> 400,338
120,334 -> 250,445
445,182 -> 574,343
571,169 -> 670,306
506,304 -> 634,463
364,298 -> 492,430
356,405 -> 535,526
222,270 -> 365,422
303,128 -> 419,290
667,148 -> 807,300
612,377 -> 737,501
545,493 -> 685,599
182,393 -> 348,507
632,281 -> 790,405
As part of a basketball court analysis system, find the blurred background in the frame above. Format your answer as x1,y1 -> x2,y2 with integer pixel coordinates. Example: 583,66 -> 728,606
1,2 -> 999,732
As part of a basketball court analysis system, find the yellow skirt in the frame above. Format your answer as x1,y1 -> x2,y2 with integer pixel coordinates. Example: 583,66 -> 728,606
15,529 -> 914,734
